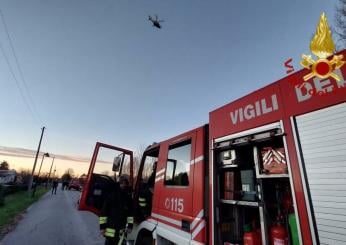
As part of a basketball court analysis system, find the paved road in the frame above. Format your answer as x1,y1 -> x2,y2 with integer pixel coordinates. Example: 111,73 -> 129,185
0,185 -> 105,245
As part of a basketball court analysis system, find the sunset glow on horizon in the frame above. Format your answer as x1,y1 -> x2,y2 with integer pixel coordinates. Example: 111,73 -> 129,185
0,146 -> 91,177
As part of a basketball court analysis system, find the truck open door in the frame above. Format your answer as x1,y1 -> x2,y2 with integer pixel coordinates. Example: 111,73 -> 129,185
79,142 -> 134,215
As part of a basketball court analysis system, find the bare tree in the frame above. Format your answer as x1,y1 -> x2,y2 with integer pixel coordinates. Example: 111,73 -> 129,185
133,144 -> 147,180
65,168 -> 75,177
134,144 -> 147,173
61,168 -> 75,182
142,161 -> 155,182
117,143 -> 151,183
335,0 -> 346,50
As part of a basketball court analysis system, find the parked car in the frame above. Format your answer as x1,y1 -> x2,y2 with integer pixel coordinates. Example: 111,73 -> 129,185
68,180 -> 82,191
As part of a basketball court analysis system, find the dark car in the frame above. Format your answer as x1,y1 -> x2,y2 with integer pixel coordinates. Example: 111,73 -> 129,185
68,180 -> 82,191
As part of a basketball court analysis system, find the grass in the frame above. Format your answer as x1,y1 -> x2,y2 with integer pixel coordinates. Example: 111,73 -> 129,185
0,187 -> 49,234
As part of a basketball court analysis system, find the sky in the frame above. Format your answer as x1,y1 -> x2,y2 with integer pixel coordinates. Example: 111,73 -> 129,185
0,0 -> 340,176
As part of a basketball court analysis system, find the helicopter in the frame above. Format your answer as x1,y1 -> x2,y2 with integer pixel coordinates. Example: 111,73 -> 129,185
148,15 -> 164,29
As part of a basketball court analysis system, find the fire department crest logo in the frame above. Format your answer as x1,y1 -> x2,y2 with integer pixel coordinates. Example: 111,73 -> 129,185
300,13 -> 345,81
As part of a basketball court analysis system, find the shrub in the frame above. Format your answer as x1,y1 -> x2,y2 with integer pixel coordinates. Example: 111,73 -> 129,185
3,184 -> 27,196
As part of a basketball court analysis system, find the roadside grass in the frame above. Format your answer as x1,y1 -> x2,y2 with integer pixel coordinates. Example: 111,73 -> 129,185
0,187 -> 49,234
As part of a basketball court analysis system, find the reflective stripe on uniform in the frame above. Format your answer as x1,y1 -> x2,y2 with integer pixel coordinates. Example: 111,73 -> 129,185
118,229 -> 125,245
99,216 -> 107,224
105,228 -> 116,238
127,216 -> 134,224
139,197 -> 147,207
139,202 -> 147,207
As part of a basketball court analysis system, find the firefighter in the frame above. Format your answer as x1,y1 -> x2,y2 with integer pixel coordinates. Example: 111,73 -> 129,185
137,179 -> 153,221
137,161 -> 157,220
99,175 -> 133,245
51,178 -> 58,195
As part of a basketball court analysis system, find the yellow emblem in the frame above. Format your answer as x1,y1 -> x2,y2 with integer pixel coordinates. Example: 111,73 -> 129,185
301,13 -> 345,81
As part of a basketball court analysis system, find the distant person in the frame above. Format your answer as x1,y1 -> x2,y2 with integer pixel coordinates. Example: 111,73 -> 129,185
61,180 -> 65,190
31,178 -> 38,197
63,180 -> 69,190
52,179 -> 58,195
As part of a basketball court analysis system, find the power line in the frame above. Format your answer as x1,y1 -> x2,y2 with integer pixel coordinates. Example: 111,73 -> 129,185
0,41 -> 39,124
0,8 -> 42,124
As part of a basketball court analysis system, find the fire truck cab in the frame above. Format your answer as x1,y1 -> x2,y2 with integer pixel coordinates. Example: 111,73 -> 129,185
79,50 -> 346,245
79,127 -> 208,244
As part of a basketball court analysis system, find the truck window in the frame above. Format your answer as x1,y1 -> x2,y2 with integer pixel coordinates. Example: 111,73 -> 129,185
93,148 -> 118,178
93,147 -> 131,180
164,140 -> 191,186
142,156 -> 158,183
120,158 -> 131,179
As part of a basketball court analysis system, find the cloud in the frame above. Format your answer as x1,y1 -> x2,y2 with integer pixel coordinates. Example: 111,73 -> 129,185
0,146 -> 91,163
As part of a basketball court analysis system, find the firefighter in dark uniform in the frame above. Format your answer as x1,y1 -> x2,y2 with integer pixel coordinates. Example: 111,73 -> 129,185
137,162 -> 157,221
138,182 -> 152,221
99,175 -> 133,245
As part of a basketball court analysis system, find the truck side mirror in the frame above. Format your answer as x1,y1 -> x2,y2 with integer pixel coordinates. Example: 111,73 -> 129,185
112,154 -> 124,172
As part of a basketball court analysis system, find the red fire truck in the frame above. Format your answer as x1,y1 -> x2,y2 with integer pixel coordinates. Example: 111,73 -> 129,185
79,50 -> 346,245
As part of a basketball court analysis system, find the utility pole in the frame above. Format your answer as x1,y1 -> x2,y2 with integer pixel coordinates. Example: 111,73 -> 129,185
37,153 -> 50,177
28,126 -> 46,191
47,156 -> 55,186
